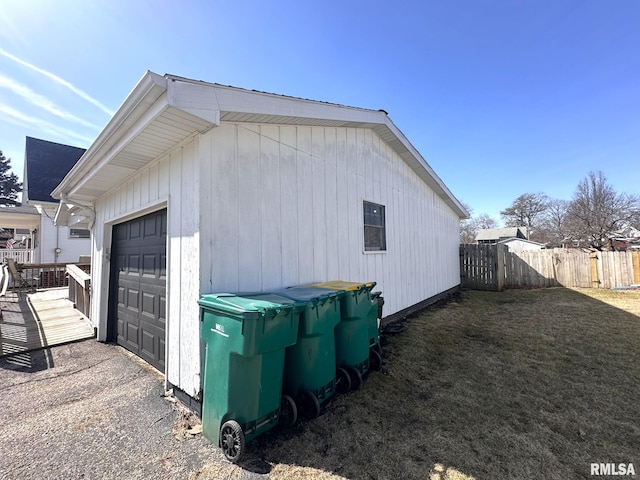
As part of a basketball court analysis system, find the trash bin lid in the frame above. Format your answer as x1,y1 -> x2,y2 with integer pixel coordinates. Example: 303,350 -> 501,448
237,292 -> 305,310
273,286 -> 339,303
309,280 -> 376,292
198,293 -> 295,315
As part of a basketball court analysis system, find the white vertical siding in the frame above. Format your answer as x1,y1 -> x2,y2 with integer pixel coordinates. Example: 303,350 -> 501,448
89,122 -> 461,400
91,137 -> 201,397
201,123 -> 461,318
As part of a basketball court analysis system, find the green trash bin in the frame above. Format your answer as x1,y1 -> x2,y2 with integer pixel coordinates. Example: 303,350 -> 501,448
309,280 -> 378,389
198,293 -> 300,463
368,291 -> 384,370
273,286 -> 343,419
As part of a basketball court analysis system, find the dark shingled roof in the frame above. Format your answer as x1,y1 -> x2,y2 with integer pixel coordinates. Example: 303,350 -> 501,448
25,137 -> 86,204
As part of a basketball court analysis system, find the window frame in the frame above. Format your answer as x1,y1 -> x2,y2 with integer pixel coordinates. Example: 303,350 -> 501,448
363,200 -> 387,253
69,228 -> 91,239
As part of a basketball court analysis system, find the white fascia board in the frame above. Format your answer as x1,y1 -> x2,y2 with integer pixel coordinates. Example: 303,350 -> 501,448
66,91 -> 171,199
207,81 -> 385,125
52,71 -> 168,200
166,77 -> 221,125
54,72 -> 221,203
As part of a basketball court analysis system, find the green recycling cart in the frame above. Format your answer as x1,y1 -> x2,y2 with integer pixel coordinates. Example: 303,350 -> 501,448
273,286 -> 343,418
309,280 -> 380,389
198,293 -> 300,463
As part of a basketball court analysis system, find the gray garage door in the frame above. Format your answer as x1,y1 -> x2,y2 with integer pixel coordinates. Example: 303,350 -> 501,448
109,209 -> 167,371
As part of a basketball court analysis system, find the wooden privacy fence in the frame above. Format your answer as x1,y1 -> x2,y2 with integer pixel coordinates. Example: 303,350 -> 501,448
459,243 -> 505,291
460,244 -> 640,290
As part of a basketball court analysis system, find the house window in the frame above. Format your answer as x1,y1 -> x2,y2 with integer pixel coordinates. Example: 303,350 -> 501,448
363,201 -> 386,251
70,228 -> 90,239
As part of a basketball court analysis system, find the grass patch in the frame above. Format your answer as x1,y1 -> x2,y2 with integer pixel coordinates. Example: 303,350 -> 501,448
200,288 -> 640,479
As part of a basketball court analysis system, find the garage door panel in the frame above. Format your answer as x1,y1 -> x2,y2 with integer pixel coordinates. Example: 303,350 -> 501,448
117,318 -> 125,340
109,209 -> 167,372
126,322 -> 139,347
142,254 -> 156,277
130,221 -> 141,239
142,292 -> 155,316
141,329 -> 156,357
126,288 -> 140,311
143,216 -> 157,237
128,254 -> 140,274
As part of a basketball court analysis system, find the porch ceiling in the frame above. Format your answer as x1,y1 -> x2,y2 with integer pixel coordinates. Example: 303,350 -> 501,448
0,210 -> 40,230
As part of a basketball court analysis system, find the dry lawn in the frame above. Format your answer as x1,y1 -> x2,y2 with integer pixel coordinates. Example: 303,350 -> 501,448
192,287 -> 640,480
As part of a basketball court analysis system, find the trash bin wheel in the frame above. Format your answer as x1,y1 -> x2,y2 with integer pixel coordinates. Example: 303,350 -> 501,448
279,394 -> 298,428
299,390 -> 321,419
220,420 -> 245,463
336,367 -> 352,394
369,348 -> 382,371
346,366 -> 363,390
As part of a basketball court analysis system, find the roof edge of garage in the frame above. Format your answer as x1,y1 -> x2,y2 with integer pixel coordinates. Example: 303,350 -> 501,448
52,71 -> 169,201
53,71 -> 468,220
162,75 -> 469,219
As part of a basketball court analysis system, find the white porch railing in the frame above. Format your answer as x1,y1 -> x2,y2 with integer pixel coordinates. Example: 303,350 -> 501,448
0,249 -> 35,264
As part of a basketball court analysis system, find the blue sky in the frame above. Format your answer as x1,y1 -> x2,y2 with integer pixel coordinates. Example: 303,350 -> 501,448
1,0 -> 638,222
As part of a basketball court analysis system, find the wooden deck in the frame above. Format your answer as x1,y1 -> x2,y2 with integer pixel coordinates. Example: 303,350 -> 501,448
0,288 -> 94,358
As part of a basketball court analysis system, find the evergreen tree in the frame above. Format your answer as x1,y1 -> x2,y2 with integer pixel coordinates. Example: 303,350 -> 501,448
0,150 -> 22,206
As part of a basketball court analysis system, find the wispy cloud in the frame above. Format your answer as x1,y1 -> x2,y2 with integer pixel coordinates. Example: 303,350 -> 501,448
0,104 -> 95,145
0,73 -> 103,130
0,48 -> 114,116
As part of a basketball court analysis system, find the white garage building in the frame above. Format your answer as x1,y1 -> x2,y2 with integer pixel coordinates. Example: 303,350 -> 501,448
53,72 -> 467,402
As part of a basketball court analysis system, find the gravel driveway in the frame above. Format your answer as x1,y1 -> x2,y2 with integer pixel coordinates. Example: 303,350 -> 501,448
0,340 -> 270,480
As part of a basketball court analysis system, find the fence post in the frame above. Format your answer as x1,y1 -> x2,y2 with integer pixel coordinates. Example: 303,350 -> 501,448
496,244 -> 506,291
633,251 -> 640,285
590,252 -> 600,288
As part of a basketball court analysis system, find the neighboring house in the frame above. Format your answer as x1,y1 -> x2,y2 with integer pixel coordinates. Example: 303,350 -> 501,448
498,237 -> 544,252
53,72 -> 468,403
608,226 -> 640,251
476,227 -> 528,244
0,204 -> 41,263
0,137 -> 91,264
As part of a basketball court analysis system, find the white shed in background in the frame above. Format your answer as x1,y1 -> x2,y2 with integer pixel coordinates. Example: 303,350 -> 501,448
53,72 -> 468,402
499,238 -> 545,252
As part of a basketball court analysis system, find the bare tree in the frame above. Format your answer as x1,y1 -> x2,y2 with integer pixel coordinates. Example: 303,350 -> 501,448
500,193 -> 550,240
460,205 -> 499,243
567,171 -> 640,250
536,199 -> 571,246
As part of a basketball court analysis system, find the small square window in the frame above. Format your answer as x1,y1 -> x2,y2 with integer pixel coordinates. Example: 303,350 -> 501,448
363,201 -> 386,251
70,228 -> 90,239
